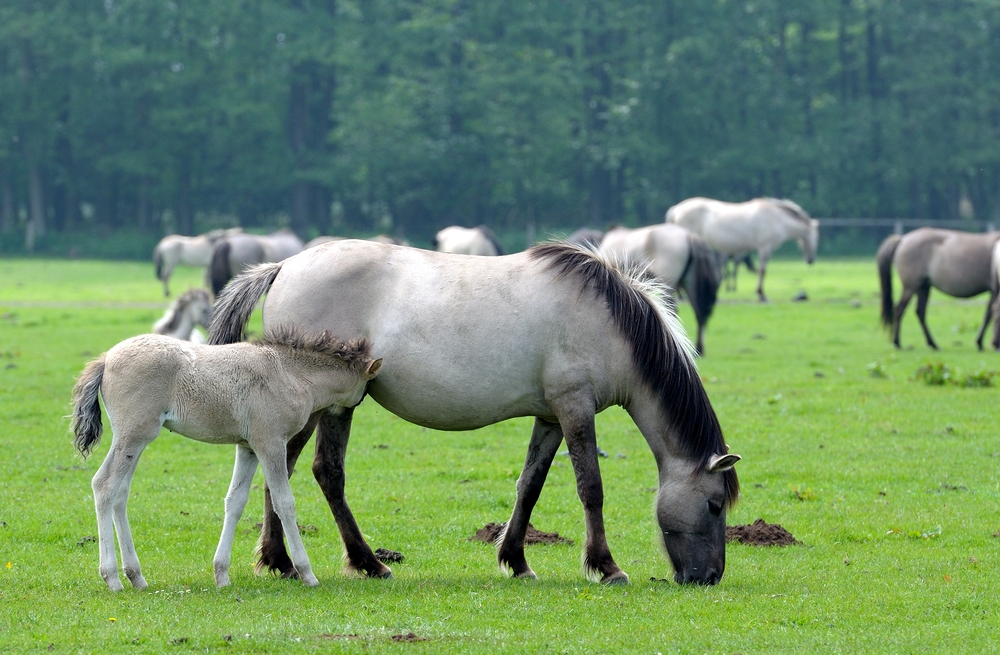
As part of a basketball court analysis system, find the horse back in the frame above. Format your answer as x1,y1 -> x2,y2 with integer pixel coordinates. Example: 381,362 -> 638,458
261,241 -> 634,429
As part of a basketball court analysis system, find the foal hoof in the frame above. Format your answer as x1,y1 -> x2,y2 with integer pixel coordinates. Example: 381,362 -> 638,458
600,570 -> 630,585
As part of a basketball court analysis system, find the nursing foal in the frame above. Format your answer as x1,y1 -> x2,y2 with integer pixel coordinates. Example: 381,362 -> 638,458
71,329 -> 381,591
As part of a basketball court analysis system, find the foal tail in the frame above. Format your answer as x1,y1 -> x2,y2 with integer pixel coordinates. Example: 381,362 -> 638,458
876,234 -> 902,330
208,261 -> 284,345
209,240 -> 233,296
682,234 -> 721,329
72,355 -> 106,458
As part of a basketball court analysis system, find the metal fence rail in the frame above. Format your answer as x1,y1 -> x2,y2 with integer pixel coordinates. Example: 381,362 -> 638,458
819,218 -> 996,234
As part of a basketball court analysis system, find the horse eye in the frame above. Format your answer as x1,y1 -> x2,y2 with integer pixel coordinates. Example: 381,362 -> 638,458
707,500 -> 723,516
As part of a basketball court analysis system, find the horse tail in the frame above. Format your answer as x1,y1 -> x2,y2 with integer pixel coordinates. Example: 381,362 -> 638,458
683,234 -> 721,327
876,234 -> 902,330
209,240 -> 233,296
72,355 -> 106,458
208,262 -> 283,345
477,225 -> 505,255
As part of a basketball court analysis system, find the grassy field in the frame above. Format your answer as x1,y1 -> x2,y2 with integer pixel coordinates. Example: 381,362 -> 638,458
1,256 -> 999,654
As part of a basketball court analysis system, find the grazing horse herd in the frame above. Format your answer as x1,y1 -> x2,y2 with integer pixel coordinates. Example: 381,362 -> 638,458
72,196 -> 998,591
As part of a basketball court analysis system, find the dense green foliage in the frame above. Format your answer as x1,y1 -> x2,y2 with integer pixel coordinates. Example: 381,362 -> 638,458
2,258 -> 1000,652
2,1 -> 1000,255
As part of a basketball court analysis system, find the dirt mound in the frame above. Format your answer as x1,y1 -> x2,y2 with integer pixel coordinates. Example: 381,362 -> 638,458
726,519 -> 800,546
470,522 -> 574,545
374,548 -> 404,563
391,632 -> 427,642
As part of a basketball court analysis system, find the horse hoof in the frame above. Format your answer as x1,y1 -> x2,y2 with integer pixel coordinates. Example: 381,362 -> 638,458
601,571 -> 630,585
512,569 -> 538,580
370,567 -> 394,580
105,578 -> 125,592
129,575 -> 148,591
302,575 -> 320,587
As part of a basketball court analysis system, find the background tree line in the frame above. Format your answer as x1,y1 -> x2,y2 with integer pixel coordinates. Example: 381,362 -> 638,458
2,0 -> 999,256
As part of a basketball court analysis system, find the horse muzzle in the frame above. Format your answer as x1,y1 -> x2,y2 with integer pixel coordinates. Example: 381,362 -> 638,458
673,565 -> 723,585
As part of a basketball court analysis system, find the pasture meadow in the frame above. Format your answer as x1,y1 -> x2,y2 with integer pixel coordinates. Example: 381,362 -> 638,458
1,256 -> 999,654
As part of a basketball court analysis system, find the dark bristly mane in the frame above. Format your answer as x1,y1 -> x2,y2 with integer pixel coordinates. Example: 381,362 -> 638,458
763,197 -> 812,225
529,242 -> 738,507
258,326 -> 372,371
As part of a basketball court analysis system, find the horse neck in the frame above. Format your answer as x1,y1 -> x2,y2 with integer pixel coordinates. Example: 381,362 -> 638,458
167,309 -> 196,340
624,386 -> 700,478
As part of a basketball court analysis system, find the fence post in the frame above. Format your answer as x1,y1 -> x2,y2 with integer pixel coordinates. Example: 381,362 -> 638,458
893,220 -> 903,235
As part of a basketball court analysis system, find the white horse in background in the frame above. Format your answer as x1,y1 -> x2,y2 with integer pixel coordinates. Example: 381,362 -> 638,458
666,197 -> 819,302
600,224 -> 721,356
71,330 -> 382,591
434,225 -> 505,256
208,229 -> 305,295
153,228 -> 242,297
152,288 -> 213,343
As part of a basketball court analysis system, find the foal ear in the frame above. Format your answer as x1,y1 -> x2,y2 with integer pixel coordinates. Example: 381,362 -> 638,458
365,358 -> 383,379
707,453 -> 741,472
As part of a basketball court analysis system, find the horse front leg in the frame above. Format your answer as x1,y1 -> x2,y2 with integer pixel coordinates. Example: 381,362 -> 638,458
257,414 -> 318,577
755,250 -> 770,302
312,406 -> 392,578
256,441 -> 318,587
214,445 -> 259,587
497,417 -> 564,579
555,394 -> 628,585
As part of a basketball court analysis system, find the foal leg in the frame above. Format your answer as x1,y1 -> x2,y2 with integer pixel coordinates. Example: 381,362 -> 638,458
214,445 -> 259,587
257,443 -> 319,587
257,414 -> 318,576
974,290 -> 996,351
555,394 -> 628,585
914,283 -> 938,350
312,407 -> 392,578
111,445 -> 153,590
497,418 -> 564,579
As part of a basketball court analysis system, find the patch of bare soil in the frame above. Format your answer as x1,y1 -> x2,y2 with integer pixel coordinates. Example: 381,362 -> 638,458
374,548 -> 404,563
470,522 -> 574,545
391,632 -> 427,642
726,519 -> 800,546
993,529 -> 1000,538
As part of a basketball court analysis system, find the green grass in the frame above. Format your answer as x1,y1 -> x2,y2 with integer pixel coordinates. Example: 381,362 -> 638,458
1,257 -> 999,653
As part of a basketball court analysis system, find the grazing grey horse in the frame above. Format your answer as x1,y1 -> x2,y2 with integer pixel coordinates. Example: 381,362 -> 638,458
71,330 -> 381,591
600,224 -> 721,356
210,240 -> 740,585
152,288 -> 213,343
209,229 -> 304,295
666,197 -> 819,302
877,228 -> 1000,350
152,228 -> 242,297
434,225 -> 505,256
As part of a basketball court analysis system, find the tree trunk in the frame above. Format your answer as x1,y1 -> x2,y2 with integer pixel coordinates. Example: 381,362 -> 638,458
176,155 -> 194,235
24,139 -> 46,252
0,163 -> 13,234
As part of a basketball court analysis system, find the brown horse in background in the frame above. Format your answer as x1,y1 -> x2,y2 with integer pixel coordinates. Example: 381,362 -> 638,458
877,228 -> 1000,350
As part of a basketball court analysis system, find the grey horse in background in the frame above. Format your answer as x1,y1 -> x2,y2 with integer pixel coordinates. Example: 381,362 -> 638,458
434,225 -> 505,256
878,227 -> 1000,350
209,229 -> 304,295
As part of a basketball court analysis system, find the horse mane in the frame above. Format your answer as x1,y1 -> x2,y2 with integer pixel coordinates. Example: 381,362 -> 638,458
762,197 -> 812,225
257,326 -> 372,371
528,242 -> 738,507
154,288 -> 211,333
475,225 -> 506,256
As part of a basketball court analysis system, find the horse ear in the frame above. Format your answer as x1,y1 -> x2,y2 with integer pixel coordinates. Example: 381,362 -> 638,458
707,453 -> 741,472
365,358 -> 383,379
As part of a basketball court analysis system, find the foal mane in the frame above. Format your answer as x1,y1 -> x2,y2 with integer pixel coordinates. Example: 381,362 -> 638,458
529,242 -> 738,507
257,326 -> 372,371
762,197 -> 812,225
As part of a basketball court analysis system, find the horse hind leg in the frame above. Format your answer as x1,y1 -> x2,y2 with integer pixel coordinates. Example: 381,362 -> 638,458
554,393 -> 628,585
891,287 -> 916,349
914,283 -> 938,350
312,407 -> 392,579
497,418 -> 564,579
256,413 -> 317,577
